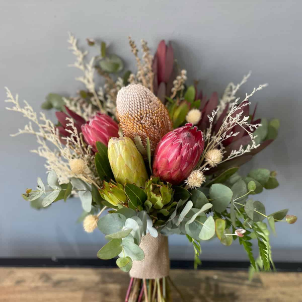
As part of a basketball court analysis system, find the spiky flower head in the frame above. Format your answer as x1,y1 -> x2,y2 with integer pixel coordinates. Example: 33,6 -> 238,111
205,149 -> 223,167
116,84 -> 172,152
185,170 -> 205,188
108,137 -> 148,188
186,109 -> 202,125
83,215 -> 98,233
69,158 -> 86,175
100,181 -> 127,206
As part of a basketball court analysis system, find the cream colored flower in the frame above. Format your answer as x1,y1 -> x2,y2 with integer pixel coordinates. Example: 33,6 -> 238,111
186,109 -> 202,125
185,170 -> 205,188
205,149 -> 223,167
69,158 -> 86,175
83,215 -> 98,233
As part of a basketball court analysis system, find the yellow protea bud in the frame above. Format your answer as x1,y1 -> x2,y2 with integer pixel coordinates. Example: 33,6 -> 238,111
116,84 -> 172,152
108,137 -> 148,188
205,149 -> 223,167
69,158 -> 86,175
83,215 -> 98,233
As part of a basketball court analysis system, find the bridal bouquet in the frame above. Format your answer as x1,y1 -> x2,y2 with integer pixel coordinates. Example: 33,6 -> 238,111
5,34 -> 297,301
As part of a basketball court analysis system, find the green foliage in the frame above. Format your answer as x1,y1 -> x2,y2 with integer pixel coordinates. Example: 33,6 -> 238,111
95,141 -> 114,181
125,183 -> 147,211
244,199 -> 266,222
269,209 -> 288,220
42,93 -> 65,110
98,213 -> 126,235
248,169 -> 270,186
191,189 -> 209,208
206,167 -> 239,187
146,137 -> 152,172
209,184 -> 233,213
99,54 -> 124,73
239,230 -> 256,269
186,235 -> 202,269
116,257 -> 132,272
199,216 -> 215,240
173,186 -> 191,202
184,85 -> 195,103
97,239 -> 123,260
253,222 -> 274,271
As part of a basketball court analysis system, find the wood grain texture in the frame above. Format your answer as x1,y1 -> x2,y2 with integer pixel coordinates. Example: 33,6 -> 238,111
0,268 -> 301,302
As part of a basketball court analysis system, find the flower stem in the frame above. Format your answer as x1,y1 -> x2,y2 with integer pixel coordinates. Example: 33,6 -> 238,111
125,278 -> 134,302
143,279 -> 149,302
97,206 -> 107,217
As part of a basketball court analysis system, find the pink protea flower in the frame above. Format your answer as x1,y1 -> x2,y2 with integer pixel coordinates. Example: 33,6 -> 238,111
153,123 -> 204,185
82,113 -> 119,151
56,106 -> 86,143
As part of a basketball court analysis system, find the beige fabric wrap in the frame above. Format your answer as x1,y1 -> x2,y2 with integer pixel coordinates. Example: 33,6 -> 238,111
129,234 -> 170,279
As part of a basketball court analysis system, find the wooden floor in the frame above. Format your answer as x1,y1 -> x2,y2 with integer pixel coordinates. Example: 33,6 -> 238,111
0,268 -> 301,302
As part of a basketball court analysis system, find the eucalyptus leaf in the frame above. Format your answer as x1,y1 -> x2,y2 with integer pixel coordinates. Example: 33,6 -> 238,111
176,201 -> 193,226
91,184 -> 103,205
186,203 -> 212,225
116,208 -> 136,218
245,199 -> 266,222
122,240 -> 144,261
243,177 -> 263,194
174,187 -> 191,202
37,178 -> 45,192
99,54 -> 124,73
116,257 -> 132,272
199,216 -> 215,240
79,190 -> 92,212
70,178 -> 87,191
269,209 -> 288,221
63,183 -> 72,201
248,169 -> 270,186
105,228 -> 132,240
264,177 -> 279,190
41,190 -> 61,207
231,179 -> 248,202
46,93 -> 65,110
221,228 -> 233,246
191,190 -> 208,208
23,190 -> 44,202
97,239 -> 122,260
98,213 -> 126,235
215,218 -> 226,240
209,184 -> 233,213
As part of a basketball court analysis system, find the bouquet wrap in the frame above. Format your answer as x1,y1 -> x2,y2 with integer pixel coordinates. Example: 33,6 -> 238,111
129,234 -> 170,279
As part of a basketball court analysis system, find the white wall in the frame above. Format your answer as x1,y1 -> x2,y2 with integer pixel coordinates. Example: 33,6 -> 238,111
0,0 -> 301,262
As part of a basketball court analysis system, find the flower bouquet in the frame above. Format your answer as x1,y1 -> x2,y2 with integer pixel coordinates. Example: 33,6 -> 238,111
5,34 -> 297,302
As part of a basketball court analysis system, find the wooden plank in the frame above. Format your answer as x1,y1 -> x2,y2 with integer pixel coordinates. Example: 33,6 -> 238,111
0,268 -> 301,302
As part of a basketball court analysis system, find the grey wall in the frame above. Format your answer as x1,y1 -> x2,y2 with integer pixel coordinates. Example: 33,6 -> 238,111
0,0 -> 301,262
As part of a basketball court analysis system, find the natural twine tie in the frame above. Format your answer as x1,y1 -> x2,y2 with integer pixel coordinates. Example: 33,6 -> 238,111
129,233 -> 170,279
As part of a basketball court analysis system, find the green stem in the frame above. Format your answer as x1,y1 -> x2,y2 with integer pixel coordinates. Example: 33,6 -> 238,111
254,209 -> 267,218
233,190 -> 253,202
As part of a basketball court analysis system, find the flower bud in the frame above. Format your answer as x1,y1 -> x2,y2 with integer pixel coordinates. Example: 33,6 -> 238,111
83,215 -> 98,233
185,170 -> 205,188
69,158 -> 86,175
186,109 -> 202,125
108,137 -> 148,188
205,149 -> 223,167
100,181 -> 127,206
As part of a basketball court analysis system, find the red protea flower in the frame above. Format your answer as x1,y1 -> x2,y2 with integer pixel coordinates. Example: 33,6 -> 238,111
153,123 -> 204,185
56,106 -> 86,143
82,113 -> 119,151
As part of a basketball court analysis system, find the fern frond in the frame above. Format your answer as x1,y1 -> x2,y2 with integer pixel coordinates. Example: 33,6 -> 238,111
239,231 -> 256,269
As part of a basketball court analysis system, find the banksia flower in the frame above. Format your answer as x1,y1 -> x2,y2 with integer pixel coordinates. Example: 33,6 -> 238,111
108,137 -> 148,187
116,84 -> 172,152
69,158 -> 86,175
99,181 -> 127,206
83,215 -> 98,233
185,170 -> 205,188
82,113 -> 119,152
153,123 -> 204,185
186,109 -> 202,125
56,106 -> 86,143
205,149 -> 223,167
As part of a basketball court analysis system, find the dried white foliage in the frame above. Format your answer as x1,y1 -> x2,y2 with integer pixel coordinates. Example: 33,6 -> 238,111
170,70 -> 187,99
5,88 -> 99,185
218,72 -> 251,117
64,96 -> 95,121
128,37 -> 154,92
198,82 -> 267,172
67,33 -> 104,112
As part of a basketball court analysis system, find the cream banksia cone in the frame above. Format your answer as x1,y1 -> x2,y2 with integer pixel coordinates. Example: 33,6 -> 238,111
153,123 -> 204,185
108,137 -> 148,188
116,84 -> 172,152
